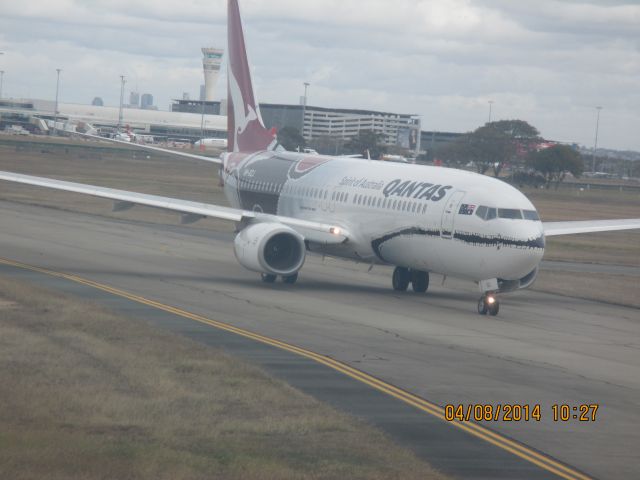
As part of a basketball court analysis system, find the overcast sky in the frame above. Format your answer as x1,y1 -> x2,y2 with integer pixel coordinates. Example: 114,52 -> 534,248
1,0 -> 639,150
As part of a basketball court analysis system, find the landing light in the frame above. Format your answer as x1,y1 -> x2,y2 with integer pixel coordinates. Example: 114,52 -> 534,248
487,295 -> 496,304
330,227 -> 341,235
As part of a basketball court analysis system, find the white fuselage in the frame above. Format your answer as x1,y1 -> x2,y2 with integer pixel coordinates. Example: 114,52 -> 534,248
222,151 -> 545,286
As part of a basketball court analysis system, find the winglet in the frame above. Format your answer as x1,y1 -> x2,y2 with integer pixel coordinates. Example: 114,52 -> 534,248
227,0 -> 277,153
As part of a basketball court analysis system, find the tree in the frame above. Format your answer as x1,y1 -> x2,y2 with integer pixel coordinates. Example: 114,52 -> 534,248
435,120 -> 541,176
277,126 -> 306,151
344,130 -> 387,159
436,125 -> 511,175
308,135 -> 346,155
488,119 -> 541,173
526,145 -> 584,189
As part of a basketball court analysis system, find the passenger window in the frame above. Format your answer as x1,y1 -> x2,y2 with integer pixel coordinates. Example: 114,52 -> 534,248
344,193 -> 349,202
476,205 -> 487,220
523,210 -> 540,221
422,204 -> 427,214
498,208 -> 523,219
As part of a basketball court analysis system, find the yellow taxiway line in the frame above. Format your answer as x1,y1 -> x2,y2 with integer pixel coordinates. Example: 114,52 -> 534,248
0,256 -> 592,480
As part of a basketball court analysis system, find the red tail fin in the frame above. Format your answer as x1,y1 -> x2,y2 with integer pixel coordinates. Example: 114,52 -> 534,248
227,0 -> 276,153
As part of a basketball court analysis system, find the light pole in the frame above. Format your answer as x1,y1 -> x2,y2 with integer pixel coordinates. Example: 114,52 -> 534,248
488,100 -> 494,123
0,51 -> 4,99
200,98 -> 206,146
592,106 -> 602,173
118,75 -> 126,131
54,68 -> 62,135
302,82 -> 310,141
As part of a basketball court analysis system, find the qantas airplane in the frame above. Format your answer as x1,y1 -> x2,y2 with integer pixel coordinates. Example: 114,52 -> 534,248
1,0 -> 639,315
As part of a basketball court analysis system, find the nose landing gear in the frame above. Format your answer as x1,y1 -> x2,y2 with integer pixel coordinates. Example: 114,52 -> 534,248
478,294 -> 499,316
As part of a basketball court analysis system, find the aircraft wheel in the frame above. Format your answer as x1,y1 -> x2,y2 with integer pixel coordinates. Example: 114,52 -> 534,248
477,296 -> 488,315
488,299 -> 500,316
477,294 -> 499,315
411,270 -> 429,293
392,267 -> 410,291
261,273 -> 277,283
282,272 -> 298,284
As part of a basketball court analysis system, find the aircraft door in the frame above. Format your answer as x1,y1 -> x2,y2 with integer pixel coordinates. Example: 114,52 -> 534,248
440,190 -> 465,239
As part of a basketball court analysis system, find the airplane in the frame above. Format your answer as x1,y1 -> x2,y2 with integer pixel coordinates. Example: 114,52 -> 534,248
195,137 -> 229,149
1,0 -> 639,316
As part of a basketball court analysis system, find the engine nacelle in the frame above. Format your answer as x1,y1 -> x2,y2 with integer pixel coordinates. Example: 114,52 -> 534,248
234,223 -> 306,276
498,267 -> 539,293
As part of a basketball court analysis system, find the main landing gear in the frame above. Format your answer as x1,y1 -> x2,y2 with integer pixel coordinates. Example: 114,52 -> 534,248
477,293 -> 500,316
261,272 -> 299,284
392,267 -> 429,293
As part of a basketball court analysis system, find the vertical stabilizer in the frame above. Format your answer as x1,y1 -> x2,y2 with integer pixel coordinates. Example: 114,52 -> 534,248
227,0 -> 276,153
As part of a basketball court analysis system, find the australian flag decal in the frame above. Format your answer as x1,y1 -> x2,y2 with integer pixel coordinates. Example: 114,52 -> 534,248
458,204 -> 476,215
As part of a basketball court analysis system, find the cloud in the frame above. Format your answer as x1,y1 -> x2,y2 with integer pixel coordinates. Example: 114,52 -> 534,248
0,0 -> 639,150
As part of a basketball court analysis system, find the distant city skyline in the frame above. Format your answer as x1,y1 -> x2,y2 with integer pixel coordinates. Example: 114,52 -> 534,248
0,1 -> 639,150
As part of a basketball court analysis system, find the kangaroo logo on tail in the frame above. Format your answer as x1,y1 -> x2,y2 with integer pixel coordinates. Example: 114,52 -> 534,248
227,0 -> 277,153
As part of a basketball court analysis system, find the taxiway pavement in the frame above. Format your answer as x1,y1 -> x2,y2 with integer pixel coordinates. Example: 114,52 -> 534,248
1,200 -> 638,479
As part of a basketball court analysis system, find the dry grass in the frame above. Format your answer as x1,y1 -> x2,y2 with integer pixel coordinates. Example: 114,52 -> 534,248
0,136 -> 233,232
533,271 -> 640,308
0,275 -> 446,480
523,187 -> 640,266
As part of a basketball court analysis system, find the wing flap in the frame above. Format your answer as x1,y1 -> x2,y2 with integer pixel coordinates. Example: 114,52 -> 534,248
543,219 -> 640,237
0,171 -> 348,244
1,170 -> 244,222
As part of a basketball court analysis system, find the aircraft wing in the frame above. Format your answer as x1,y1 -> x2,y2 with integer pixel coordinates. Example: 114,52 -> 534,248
76,132 -> 223,165
543,219 -> 640,237
0,171 -> 348,245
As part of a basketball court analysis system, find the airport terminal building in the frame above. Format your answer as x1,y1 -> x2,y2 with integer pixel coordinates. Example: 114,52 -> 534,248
0,98 -> 227,142
260,103 -> 422,153
1,98 -> 433,155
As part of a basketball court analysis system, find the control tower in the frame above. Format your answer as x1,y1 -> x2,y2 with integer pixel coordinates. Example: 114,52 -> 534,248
202,47 -> 224,101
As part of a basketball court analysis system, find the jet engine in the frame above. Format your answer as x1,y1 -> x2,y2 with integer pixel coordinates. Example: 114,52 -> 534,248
233,223 -> 306,276
497,267 -> 539,293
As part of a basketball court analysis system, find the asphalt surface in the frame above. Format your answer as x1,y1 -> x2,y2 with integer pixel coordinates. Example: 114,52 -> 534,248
1,200 -> 638,479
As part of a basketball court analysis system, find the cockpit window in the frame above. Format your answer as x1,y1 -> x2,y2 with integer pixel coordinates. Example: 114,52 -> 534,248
475,205 -> 497,220
475,206 -> 538,221
498,208 -> 523,219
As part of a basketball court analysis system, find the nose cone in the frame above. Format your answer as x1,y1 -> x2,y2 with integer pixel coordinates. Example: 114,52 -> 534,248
499,223 -> 545,279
